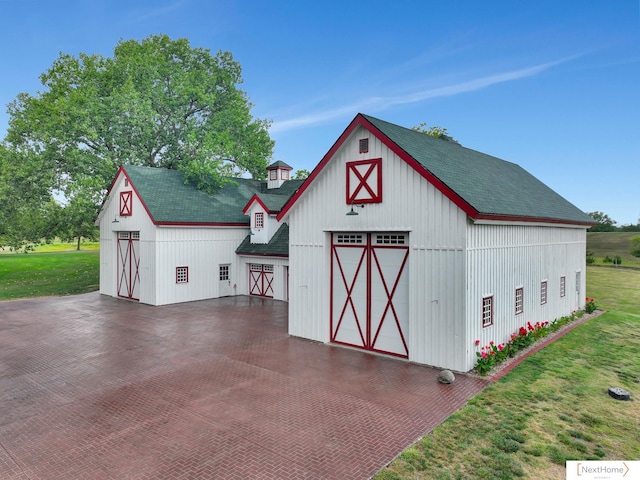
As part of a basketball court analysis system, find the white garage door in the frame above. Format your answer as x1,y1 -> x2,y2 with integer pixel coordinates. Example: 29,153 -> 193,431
331,232 -> 409,358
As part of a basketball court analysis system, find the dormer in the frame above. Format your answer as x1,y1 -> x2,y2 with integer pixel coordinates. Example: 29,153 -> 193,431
266,161 -> 293,189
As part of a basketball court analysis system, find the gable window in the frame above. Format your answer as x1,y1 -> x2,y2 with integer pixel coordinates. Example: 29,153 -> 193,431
359,138 -> 369,153
254,212 -> 264,229
346,158 -> 382,204
281,169 -> 289,180
540,281 -> 548,305
120,191 -> 133,216
482,296 -> 493,327
269,170 -> 277,180
560,276 -> 566,297
176,266 -> 189,284
515,287 -> 524,315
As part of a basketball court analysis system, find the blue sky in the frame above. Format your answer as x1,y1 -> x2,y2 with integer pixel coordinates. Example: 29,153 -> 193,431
1,0 -> 639,224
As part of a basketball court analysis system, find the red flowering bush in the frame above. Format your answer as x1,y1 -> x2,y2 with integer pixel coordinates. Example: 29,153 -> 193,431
585,297 -> 598,314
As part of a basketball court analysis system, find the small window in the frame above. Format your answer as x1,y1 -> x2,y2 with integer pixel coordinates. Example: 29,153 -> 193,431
269,170 -> 277,180
263,264 -> 274,272
540,281 -> 548,305
254,212 -> 264,229
219,265 -> 229,281
560,276 -> 566,297
515,287 -> 524,314
131,231 -> 140,240
176,266 -> 189,284
359,138 -> 369,153
336,234 -> 363,244
281,169 -> 289,180
250,264 -> 263,271
482,296 -> 493,327
375,234 -> 406,245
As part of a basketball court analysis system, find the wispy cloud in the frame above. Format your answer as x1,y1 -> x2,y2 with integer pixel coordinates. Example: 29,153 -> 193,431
270,55 -> 579,134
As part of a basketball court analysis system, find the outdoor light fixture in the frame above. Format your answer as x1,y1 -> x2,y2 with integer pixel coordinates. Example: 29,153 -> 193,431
346,204 -> 365,216
112,216 -> 119,223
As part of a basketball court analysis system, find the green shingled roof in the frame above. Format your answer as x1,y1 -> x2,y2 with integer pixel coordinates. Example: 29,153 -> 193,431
236,223 -> 289,256
123,165 -> 300,224
363,114 -> 593,224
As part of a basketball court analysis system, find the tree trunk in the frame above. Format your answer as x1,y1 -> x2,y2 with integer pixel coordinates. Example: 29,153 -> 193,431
77,236 -> 81,250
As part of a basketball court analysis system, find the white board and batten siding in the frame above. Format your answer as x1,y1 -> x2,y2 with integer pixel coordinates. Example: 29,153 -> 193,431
99,172 -> 155,302
99,169 -> 251,306
287,125 -> 470,369
464,223 -> 587,371
153,227 -> 248,306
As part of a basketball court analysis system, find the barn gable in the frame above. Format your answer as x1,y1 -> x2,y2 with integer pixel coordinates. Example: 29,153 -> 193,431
279,113 -> 593,226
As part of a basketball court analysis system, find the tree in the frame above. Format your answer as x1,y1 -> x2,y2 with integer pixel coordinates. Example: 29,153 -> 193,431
411,122 -> 459,143
631,236 -> 640,257
55,194 -> 99,250
0,144 -> 59,251
587,211 -> 617,232
293,169 -> 310,180
6,34 -> 274,201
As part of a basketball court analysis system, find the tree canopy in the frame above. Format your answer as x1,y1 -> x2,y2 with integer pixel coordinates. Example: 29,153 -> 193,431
6,34 -> 274,198
411,122 -> 459,144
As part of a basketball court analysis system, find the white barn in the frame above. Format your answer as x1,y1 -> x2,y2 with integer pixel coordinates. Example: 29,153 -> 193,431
96,162 -> 301,306
97,113 -> 593,372
277,114 -> 593,372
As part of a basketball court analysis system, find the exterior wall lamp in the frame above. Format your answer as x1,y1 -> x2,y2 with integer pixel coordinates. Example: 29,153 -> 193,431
346,204 -> 365,216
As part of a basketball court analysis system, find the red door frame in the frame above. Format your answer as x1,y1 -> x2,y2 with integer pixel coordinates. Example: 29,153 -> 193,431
330,233 -> 409,358
249,264 -> 274,298
117,232 -> 140,300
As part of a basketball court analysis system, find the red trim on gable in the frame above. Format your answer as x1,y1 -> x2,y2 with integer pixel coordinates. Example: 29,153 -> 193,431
242,194 -> 272,215
277,113 -> 594,227
277,116 -> 364,221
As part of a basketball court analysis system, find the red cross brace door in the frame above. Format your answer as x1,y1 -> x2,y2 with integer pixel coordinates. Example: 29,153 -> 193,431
117,231 -> 140,300
331,233 -> 409,358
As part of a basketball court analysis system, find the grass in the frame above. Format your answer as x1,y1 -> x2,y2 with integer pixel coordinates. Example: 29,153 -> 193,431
374,266 -> 640,480
0,245 -> 99,301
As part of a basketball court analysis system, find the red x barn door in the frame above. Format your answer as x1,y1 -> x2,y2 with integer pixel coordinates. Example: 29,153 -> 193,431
117,231 -> 140,300
331,233 -> 409,357
249,264 -> 274,297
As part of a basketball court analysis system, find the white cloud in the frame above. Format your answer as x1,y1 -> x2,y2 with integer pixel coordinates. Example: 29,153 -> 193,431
270,55 -> 579,134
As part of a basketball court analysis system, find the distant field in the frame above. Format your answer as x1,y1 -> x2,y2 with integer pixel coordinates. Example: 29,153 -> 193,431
587,232 -> 640,268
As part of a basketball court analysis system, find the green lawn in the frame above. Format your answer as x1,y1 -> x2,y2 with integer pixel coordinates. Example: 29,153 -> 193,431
0,249 -> 100,301
375,265 -> 640,480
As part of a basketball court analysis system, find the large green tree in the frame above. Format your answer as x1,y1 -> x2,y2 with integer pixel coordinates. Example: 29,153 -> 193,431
0,144 -> 59,251
6,34 -> 274,199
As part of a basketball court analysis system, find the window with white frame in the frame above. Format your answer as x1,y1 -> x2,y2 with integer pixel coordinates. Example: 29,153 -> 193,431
560,276 -> 566,297
515,287 -> 524,314
540,281 -> 548,305
255,212 -> 264,229
176,266 -> 189,284
269,170 -> 277,180
482,296 -> 493,327
359,138 -> 369,153
219,265 -> 229,281
281,169 -> 289,180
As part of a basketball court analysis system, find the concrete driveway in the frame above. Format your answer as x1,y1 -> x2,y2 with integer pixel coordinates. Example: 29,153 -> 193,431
0,293 -> 488,479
